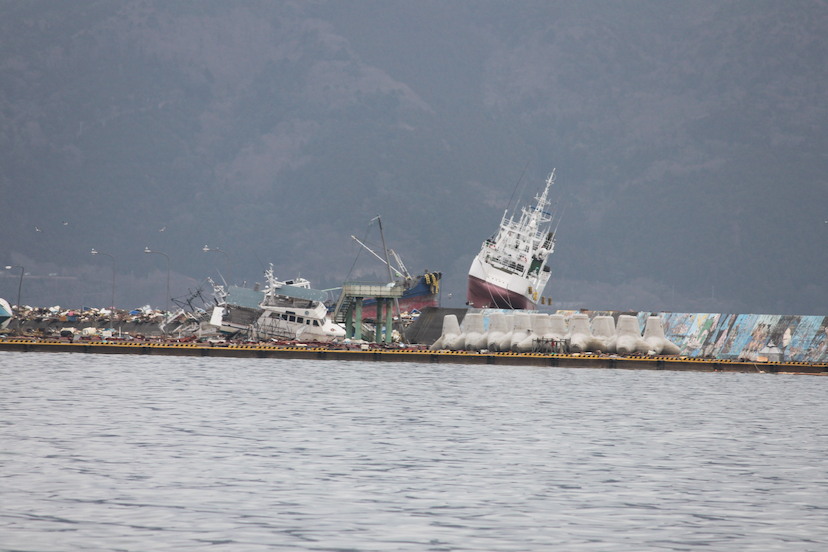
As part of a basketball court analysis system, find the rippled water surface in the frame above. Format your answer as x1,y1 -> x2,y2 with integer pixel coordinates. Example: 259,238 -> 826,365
2,352 -> 827,551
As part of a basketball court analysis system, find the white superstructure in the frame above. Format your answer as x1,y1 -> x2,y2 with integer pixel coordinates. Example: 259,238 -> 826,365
209,265 -> 345,342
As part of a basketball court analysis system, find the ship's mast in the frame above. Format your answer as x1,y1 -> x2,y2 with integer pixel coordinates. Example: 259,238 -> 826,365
373,216 -> 395,285
350,235 -> 406,278
527,169 -> 554,223
515,169 -> 554,240
537,169 -> 554,214
372,215 -> 405,342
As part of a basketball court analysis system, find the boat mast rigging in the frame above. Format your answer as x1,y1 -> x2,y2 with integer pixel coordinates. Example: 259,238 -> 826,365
350,234 -> 407,279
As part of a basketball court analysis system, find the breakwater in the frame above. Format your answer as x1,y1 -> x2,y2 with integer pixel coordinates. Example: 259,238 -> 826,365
405,308 -> 828,363
658,311 -> 827,362
2,339 -> 826,375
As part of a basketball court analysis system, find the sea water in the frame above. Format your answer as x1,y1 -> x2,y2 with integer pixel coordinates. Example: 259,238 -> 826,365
1,352 -> 826,551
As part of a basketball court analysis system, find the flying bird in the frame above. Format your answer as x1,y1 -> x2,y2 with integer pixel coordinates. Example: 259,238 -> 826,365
35,226 -> 42,232
159,226 -> 166,232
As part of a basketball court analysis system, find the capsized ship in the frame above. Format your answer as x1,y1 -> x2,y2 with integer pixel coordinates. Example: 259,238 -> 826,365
467,170 -> 558,309
393,270 -> 441,313
350,232 -> 441,316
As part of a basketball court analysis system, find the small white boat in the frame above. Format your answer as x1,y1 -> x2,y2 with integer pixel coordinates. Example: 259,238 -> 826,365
210,265 -> 345,342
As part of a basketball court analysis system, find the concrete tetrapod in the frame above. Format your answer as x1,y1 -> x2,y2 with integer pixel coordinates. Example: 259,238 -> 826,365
451,318 -> 467,350
460,312 -> 487,351
548,314 -> 568,341
643,316 -> 681,355
518,313 -> 552,352
486,312 -> 509,352
429,314 -> 461,351
568,313 -> 601,353
510,312 -> 534,352
615,314 -> 650,355
591,315 -> 617,353
496,314 -> 516,352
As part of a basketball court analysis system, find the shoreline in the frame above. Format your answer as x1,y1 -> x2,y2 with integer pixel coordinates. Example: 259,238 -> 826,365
2,338 -> 826,375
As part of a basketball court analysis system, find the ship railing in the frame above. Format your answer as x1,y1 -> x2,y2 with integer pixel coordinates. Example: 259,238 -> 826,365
261,297 -> 316,309
341,281 -> 405,298
486,255 -> 525,276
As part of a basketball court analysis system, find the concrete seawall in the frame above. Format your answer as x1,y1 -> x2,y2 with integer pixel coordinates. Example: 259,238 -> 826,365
406,308 -> 828,363
2,339 -> 826,375
569,310 -> 828,363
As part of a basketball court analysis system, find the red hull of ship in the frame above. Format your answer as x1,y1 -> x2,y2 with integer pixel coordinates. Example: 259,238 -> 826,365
358,296 -> 437,320
359,289 -> 438,320
466,275 -> 536,310
398,295 -> 438,313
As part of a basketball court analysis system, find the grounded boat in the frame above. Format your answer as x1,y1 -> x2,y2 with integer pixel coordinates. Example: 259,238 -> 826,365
467,170 -> 558,309
0,298 -> 12,329
350,221 -> 441,317
361,270 -> 442,316
209,265 -> 345,342
389,271 -> 441,313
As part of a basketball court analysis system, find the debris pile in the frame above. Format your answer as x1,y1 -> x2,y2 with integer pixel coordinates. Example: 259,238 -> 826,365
0,305 -> 198,338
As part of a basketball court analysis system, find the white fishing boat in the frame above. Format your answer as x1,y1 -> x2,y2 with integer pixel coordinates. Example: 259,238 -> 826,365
467,170 -> 558,309
209,265 -> 345,342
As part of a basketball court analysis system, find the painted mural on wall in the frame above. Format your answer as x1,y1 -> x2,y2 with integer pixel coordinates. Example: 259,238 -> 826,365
564,311 -> 828,362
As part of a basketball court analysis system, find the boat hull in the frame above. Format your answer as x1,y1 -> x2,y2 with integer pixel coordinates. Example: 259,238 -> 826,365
466,170 -> 557,311
467,274 -> 536,310
362,273 -> 440,316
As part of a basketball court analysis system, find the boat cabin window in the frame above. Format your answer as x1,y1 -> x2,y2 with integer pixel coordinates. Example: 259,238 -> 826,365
313,320 -> 320,326
288,315 -> 296,322
297,316 -> 304,324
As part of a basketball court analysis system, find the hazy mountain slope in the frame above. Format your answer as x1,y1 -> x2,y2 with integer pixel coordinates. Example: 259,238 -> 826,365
1,1 -> 826,313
